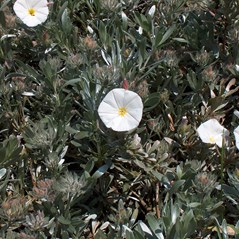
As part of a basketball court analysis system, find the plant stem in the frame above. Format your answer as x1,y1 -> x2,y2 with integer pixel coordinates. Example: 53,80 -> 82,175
220,143 -> 225,185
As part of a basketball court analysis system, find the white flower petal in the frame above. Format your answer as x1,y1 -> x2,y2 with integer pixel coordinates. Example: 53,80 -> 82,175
124,113 -> 140,128
13,2 -> 28,19
234,126 -> 239,149
124,93 -> 143,122
213,134 -> 225,148
99,94 -> 119,111
21,15 -> 42,27
30,0 -> 48,8
98,88 -> 143,132
127,108 -> 143,123
124,90 -> 142,107
112,88 -> 125,108
102,114 -> 134,132
98,102 -> 117,114
125,96 -> 143,109
108,116 -> 126,131
15,0 -> 28,8
34,10 -> 49,21
99,113 -> 119,127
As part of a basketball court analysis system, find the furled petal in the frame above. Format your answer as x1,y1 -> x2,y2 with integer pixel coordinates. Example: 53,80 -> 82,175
14,0 -> 28,8
124,91 -> 143,123
234,126 -> 239,149
112,88 -> 125,108
127,108 -> 143,123
98,101 -> 118,115
29,0 -> 48,8
99,90 -> 120,110
213,134 -> 226,148
124,113 -> 140,129
34,10 -> 49,22
98,112 -> 119,127
124,91 -> 143,109
110,116 -> 131,132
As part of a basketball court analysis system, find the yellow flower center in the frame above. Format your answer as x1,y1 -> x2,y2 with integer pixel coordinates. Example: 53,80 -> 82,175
28,8 -> 36,16
118,107 -> 127,117
209,136 -> 216,144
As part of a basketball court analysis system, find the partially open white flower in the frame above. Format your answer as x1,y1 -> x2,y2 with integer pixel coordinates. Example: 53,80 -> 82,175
98,88 -> 143,132
234,126 -> 239,149
196,119 -> 229,148
13,0 -> 49,27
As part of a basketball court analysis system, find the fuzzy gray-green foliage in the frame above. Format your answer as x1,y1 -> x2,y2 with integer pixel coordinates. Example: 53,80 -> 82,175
0,0 -> 239,238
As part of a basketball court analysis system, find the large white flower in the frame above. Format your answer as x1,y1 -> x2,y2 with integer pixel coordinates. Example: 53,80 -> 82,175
13,0 -> 49,27
196,119 -> 229,148
233,126 -> 239,150
98,88 -> 143,132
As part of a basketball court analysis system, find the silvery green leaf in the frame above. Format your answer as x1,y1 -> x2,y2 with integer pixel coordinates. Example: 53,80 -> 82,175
148,5 -> 156,17
22,91 -> 35,96
0,168 -> 6,180
138,221 -> 153,236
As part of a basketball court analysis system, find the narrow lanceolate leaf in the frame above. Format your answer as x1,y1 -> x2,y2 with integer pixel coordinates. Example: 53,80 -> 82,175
157,25 -> 176,47
0,168 -> 6,180
146,214 -> 164,239
92,162 -> 112,179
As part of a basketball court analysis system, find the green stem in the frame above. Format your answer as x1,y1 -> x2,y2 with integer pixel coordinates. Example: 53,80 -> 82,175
220,142 -> 225,185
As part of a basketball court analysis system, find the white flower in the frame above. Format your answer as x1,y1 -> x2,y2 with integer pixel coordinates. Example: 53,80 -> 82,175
234,126 -> 239,149
13,0 -> 49,27
98,88 -> 143,132
196,119 -> 229,148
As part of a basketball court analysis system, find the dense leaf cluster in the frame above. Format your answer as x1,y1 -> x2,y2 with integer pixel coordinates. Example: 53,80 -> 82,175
0,0 -> 239,238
